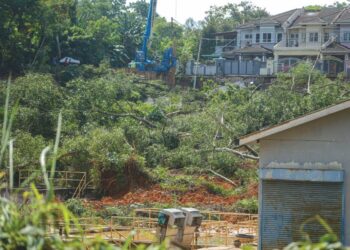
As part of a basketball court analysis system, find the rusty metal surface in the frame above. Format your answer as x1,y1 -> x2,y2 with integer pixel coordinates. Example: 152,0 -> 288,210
261,180 -> 343,250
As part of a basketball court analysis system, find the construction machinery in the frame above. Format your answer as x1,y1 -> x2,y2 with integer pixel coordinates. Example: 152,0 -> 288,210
131,0 -> 176,73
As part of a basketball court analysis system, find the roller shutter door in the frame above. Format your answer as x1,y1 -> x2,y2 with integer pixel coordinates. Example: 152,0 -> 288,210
261,180 -> 343,250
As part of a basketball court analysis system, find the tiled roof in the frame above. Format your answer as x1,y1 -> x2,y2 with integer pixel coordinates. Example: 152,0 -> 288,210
322,42 -> 350,54
335,8 -> 350,23
236,9 -> 298,29
273,9 -> 300,23
292,7 -> 344,26
222,45 -> 273,58
231,7 -> 350,31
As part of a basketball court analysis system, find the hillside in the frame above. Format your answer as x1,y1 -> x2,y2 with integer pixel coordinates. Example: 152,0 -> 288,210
1,64 -> 349,213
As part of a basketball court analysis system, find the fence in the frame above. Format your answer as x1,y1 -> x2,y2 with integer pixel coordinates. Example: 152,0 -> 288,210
186,58 -> 348,78
51,210 -> 258,248
17,170 -> 87,198
186,60 -> 267,77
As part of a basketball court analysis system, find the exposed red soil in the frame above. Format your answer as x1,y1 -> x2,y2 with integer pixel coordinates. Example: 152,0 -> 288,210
88,177 -> 258,209
245,182 -> 259,197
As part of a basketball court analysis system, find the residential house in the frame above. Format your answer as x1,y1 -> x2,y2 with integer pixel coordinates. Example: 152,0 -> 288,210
216,9 -> 301,61
274,7 -> 350,76
213,7 -> 350,77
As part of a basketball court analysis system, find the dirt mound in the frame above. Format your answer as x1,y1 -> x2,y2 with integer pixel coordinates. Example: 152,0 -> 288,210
178,187 -> 239,205
100,156 -> 154,196
101,186 -> 174,205
91,175 -> 258,208
92,185 -> 251,208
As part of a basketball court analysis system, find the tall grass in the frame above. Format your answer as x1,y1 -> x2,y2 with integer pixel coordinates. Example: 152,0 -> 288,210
0,75 -> 17,191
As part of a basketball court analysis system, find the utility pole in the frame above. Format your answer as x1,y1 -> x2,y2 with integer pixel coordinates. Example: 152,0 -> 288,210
193,38 -> 202,89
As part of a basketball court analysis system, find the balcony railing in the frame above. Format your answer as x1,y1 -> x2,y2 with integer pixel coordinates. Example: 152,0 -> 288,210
275,35 -> 339,50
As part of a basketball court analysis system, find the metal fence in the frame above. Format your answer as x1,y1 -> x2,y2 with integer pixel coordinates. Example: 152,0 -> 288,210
186,58 -> 348,78
186,60 -> 267,77
52,209 -> 258,248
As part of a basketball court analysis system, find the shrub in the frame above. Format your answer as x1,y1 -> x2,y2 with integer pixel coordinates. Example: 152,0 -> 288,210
65,198 -> 89,216
233,198 -> 258,213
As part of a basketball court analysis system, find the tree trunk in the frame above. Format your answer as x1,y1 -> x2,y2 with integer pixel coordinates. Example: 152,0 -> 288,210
56,35 -> 62,59
31,36 -> 46,66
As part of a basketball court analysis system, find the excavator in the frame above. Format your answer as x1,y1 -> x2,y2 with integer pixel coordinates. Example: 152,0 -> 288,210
131,0 -> 177,74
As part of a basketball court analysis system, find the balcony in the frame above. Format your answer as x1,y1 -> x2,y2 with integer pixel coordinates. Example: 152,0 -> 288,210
274,35 -> 339,55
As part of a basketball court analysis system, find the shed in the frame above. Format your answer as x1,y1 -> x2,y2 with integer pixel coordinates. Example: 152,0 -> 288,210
239,100 -> 350,250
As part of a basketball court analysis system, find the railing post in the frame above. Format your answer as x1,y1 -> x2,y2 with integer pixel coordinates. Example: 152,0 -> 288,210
225,221 -> 228,246
110,217 -> 113,240
18,170 -> 21,187
83,173 -> 86,194
149,209 -> 151,229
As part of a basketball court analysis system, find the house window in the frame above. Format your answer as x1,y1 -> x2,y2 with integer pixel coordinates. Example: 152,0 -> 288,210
263,33 -> 272,43
309,32 -> 319,42
301,33 -> 306,43
256,34 -> 260,43
277,33 -> 283,42
344,32 -> 350,42
244,34 -> 252,45
324,33 -> 330,42
245,34 -> 252,40
289,33 -> 299,47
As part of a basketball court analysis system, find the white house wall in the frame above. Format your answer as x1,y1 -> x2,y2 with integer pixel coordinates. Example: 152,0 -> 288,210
237,25 -> 282,49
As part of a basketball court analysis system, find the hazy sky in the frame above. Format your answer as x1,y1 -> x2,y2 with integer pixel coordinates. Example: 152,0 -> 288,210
126,0 -> 337,23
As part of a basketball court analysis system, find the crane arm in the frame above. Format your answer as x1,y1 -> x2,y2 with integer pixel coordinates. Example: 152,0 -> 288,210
142,0 -> 157,60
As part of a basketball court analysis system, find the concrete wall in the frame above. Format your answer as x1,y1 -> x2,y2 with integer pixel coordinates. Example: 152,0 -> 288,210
237,25 -> 281,49
259,108 -> 350,245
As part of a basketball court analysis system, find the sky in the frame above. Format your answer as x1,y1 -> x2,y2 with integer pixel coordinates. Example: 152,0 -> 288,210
126,0 -> 337,23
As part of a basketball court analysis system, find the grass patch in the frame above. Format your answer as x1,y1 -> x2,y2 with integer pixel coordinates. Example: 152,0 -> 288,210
202,180 -> 235,197
233,198 -> 258,213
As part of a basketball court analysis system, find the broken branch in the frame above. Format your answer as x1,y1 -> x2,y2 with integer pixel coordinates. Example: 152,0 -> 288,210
214,147 -> 260,160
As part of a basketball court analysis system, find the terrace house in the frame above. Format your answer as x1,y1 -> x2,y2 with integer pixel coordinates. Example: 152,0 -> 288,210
213,7 -> 350,77
216,9 -> 302,61
274,7 -> 350,76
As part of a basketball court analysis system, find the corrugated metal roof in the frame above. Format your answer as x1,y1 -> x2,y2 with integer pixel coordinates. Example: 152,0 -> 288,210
239,99 -> 350,145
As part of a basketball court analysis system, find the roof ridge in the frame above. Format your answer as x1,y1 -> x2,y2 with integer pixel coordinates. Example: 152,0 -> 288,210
331,7 -> 350,24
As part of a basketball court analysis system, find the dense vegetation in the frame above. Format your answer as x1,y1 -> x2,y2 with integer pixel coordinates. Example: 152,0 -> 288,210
1,0 -> 349,75
1,1 -> 350,249
1,62 -> 350,249
0,63 -> 348,196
